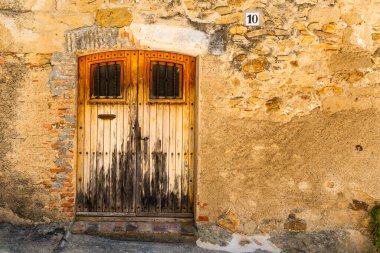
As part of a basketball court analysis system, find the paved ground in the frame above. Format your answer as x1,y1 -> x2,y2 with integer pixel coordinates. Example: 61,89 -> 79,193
0,223 -> 227,253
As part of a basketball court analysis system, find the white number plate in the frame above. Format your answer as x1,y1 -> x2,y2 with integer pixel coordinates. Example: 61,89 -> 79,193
245,12 -> 260,26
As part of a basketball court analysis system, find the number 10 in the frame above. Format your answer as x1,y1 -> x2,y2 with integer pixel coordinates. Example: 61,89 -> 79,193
245,13 -> 260,26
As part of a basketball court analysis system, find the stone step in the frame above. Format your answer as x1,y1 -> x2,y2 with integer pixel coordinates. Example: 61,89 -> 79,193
71,219 -> 196,243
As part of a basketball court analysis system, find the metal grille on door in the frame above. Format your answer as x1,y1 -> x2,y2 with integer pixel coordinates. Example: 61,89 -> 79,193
76,51 -> 195,217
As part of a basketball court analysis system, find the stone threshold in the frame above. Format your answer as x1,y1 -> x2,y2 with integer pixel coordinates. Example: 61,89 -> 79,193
71,217 -> 196,243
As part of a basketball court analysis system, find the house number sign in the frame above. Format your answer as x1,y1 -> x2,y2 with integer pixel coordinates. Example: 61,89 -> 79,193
245,12 -> 260,26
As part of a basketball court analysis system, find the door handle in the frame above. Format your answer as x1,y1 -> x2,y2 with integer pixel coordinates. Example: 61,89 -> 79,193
141,137 -> 149,141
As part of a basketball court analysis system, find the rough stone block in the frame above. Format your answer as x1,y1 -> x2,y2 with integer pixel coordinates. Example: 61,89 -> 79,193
341,12 -> 362,26
242,57 -> 270,74
229,26 -> 248,35
96,8 -> 133,28
308,6 -> 341,24
113,222 -> 126,232
181,223 -> 195,234
216,211 -> 240,232
153,222 -> 167,232
214,6 -> 232,15
246,30 -> 264,38
284,215 -> 307,232
372,33 -> 380,41
71,221 -> 86,233
215,12 -> 243,25
232,35 -> 250,45
166,223 -> 181,233
266,97 -> 283,111
99,222 -> 114,233
137,222 -> 152,232
125,223 -> 138,232
197,223 -> 232,247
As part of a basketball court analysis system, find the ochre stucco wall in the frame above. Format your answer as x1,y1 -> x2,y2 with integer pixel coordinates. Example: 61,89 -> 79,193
0,0 -> 380,249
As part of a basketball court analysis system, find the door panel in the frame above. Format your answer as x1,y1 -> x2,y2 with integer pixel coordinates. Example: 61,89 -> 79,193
77,50 -> 194,217
137,52 -> 193,217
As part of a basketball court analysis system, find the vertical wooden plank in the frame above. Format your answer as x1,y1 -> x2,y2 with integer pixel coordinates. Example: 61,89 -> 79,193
149,102 -> 157,213
156,103 -> 163,213
89,99 -> 98,212
109,103 -> 117,211
175,104 -> 183,213
102,104 -> 111,212
123,51 -> 131,212
137,50 -> 146,214
116,103 -> 123,212
188,57 -> 195,213
115,51 -> 125,212
96,103 -> 105,212
181,57 -> 190,213
162,101 -> 170,213
168,103 -> 177,213
141,52 -> 150,213
76,56 -> 86,212
128,50 -> 138,213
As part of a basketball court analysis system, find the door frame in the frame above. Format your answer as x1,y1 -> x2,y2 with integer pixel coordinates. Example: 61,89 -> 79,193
75,50 -> 199,221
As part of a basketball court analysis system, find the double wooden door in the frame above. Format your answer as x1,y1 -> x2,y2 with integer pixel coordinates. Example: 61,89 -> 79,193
76,51 -> 195,217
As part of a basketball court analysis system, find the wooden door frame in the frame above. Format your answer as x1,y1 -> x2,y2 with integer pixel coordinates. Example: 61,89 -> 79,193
75,50 -> 199,221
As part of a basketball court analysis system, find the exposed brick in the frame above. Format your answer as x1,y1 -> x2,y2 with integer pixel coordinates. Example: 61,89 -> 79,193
62,207 -> 74,212
61,202 -> 74,207
60,193 -> 75,198
48,202 -> 60,207
52,80 -> 71,85
65,212 -> 75,217
43,123 -> 52,130
63,183 -> 73,187
197,216 -> 209,222
49,188 -> 65,192
50,168 -> 65,173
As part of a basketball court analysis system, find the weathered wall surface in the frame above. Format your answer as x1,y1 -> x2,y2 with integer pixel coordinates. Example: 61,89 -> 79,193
0,0 -> 380,250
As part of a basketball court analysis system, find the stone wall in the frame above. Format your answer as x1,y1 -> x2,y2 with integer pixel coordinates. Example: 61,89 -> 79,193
0,0 -> 379,250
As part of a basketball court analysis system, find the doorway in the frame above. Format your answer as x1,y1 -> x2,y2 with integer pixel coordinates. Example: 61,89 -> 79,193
76,50 -> 195,218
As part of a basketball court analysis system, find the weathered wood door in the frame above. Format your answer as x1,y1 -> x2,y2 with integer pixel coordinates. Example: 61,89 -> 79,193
76,51 -> 195,218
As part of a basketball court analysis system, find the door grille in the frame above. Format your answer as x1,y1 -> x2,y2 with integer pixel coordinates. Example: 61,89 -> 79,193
91,62 -> 121,98
150,61 -> 183,99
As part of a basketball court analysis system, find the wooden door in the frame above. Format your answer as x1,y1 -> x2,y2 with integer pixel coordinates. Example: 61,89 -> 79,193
76,50 -> 195,218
